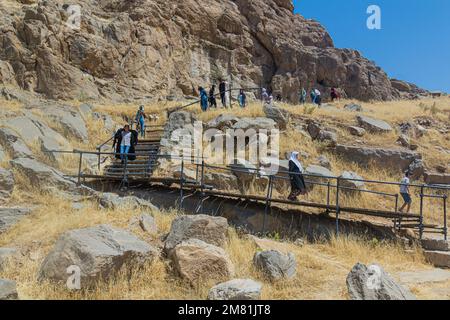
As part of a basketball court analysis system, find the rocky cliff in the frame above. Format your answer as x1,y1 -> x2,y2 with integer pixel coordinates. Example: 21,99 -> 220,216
0,0 -> 423,102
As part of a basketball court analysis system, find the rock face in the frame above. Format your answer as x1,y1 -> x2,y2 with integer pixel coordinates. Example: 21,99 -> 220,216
424,172 -> 450,185
0,279 -> 19,300
0,127 -> 33,159
0,0 -> 412,102
164,214 -> 229,254
170,239 -> 234,285
339,171 -> 365,191
357,116 -> 392,133
334,145 -> 421,172
38,225 -> 158,288
346,263 -> 416,300
0,168 -> 14,203
208,279 -> 262,300
98,193 -> 158,211
0,207 -> 32,234
253,250 -> 296,281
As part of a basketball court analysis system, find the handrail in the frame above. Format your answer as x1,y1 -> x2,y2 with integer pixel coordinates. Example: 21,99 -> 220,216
167,87 -> 263,115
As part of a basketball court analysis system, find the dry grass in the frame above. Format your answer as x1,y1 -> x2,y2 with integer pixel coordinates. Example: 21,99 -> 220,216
0,187 -> 435,300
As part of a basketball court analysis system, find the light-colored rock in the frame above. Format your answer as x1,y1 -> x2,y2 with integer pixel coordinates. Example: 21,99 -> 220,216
263,105 -> 290,130
164,214 -> 229,254
317,130 -> 337,146
253,250 -> 297,281
208,279 -> 262,300
0,127 -> 33,158
232,117 -> 276,131
0,168 -> 14,203
0,279 -> 18,300
339,171 -> 365,190
203,172 -> 239,190
424,251 -> 450,268
334,145 -> 421,171
38,225 -> 158,288
171,239 -> 234,285
136,214 -> 158,235
172,165 -> 197,181
10,157 -> 75,191
316,155 -> 331,169
98,193 -> 158,211
42,106 -> 88,142
346,263 -> 416,300
357,115 -> 393,133
305,165 -> 335,179
348,126 -> 366,137
396,269 -> 450,285
207,114 -> 240,130
0,207 -> 32,234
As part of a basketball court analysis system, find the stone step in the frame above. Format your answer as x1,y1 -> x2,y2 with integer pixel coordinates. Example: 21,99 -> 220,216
424,250 -> 450,268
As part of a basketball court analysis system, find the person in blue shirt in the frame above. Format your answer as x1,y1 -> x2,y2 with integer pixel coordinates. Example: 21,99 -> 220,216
135,105 -> 146,138
238,89 -> 247,108
199,87 -> 208,112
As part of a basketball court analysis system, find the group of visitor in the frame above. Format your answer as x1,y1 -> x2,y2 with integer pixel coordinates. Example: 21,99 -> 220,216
199,80 -> 248,112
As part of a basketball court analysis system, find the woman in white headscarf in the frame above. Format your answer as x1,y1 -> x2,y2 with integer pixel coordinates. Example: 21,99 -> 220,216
288,151 -> 307,201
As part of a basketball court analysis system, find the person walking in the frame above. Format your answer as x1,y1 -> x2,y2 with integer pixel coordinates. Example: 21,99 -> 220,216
219,80 -> 227,107
135,105 -> 146,138
399,171 -> 412,213
238,89 -> 247,108
310,89 -> 316,104
330,87 -> 339,102
299,87 -> 307,104
314,88 -> 322,106
261,88 -> 269,103
199,87 -> 208,112
119,125 -> 132,164
288,151 -> 307,201
209,85 -> 218,109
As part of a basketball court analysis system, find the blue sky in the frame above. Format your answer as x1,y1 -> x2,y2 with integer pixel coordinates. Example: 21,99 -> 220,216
293,0 -> 450,93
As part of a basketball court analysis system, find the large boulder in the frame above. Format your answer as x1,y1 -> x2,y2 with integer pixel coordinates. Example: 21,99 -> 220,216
163,111 -> 196,139
164,214 -> 229,254
424,172 -> 450,185
170,239 -> 234,285
129,214 -> 158,236
10,157 -> 75,191
232,117 -> 276,131
38,225 -> 158,288
207,279 -> 262,300
334,145 -> 421,171
207,114 -> 240,130
98,193 -> 158,211
0,207 -> 32,234
0,168 -> 14,203
0,279 -> 19,300
263,105 -> 290,130
339,171 -> 365,191
357,115 -> 393,133
0,127 -> 33,158
253,250 -> 297,281
346,263 -> 416,300
348,126 -> 366,137
203,172 -> 239,190
344,103 -> 363,112
41,106 -> 89,142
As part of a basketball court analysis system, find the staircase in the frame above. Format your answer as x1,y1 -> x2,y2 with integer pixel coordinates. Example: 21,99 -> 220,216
102,126 -> 164,182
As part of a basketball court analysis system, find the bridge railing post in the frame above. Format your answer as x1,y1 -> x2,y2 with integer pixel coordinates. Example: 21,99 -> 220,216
262,175 -> 274,236
394,194 -> 400,230
335,177 -> 340,237
443,195 -> 447,241
77,151 -> 83,186
97,147 -> 101,171
326,181 -> 331,214
419,185 -> 425,240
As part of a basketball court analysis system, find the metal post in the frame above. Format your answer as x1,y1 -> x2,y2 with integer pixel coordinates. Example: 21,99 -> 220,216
179,160 -> 184,210
77,151 -> 83,186
326,181 -> 331,214
262,176 -> 274,235
419,185 -> 424,240
335,178 -> 340,236
121,155 -> 129,190
444,195 -> 447,241
200,160 -> 205,214
394,194 -> 400,230
97,147 -> 101,171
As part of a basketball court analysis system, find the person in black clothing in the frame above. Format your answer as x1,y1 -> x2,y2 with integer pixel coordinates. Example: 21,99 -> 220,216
219,80 -> 227,107
112,125 -> 139,161
288,151 -> 307,201
209,85 -> 218,108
